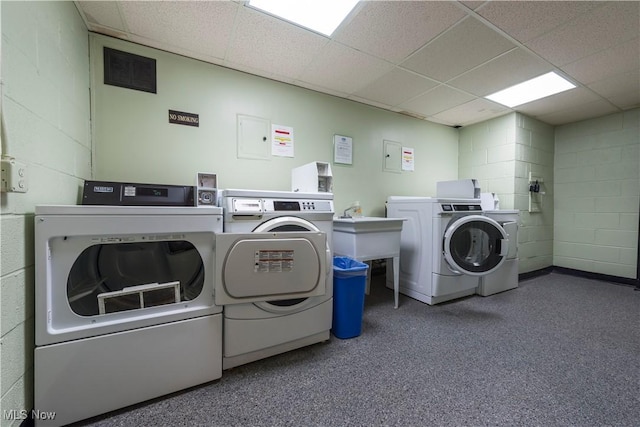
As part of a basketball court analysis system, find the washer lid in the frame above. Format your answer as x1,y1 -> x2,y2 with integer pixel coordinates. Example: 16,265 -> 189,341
443,215 -> 508,276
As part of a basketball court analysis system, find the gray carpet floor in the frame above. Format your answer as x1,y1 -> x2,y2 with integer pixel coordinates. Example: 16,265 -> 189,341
77,271 -> 640,427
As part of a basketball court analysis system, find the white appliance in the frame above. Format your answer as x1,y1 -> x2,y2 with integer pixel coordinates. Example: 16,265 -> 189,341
386,197 -> 509,305
436,179 -> 481,199
478,210 -> 520,296
217,189 -> 334,369
480,192 -> 500,210
34,205 -> 223,426
291,161 -> 333,193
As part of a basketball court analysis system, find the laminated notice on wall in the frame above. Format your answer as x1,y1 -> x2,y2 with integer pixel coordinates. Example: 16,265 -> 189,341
255,250 -> 294,273
402,147 -> 414,171
271,124 -> 294,157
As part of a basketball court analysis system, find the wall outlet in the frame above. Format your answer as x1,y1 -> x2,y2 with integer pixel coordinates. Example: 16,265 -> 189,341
1,156 -> 29,193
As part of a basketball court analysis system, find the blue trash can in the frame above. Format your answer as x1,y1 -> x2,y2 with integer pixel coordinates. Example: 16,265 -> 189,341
332,256 -> 369,339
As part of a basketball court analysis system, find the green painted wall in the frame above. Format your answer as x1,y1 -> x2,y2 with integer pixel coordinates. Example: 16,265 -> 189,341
554,109 -> 639,278
1,1 -> 90,423
90,34 -> 460,216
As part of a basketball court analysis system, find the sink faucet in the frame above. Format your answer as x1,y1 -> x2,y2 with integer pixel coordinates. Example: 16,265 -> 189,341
342,207 -> 353,218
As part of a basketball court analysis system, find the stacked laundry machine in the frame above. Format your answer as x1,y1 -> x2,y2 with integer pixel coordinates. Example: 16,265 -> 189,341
33,181 -> 336,425
386,179 -> 519,305
216,188 -> 334,369
34,200 -> 224,426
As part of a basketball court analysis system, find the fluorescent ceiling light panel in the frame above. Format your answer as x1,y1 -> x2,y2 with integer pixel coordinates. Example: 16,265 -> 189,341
485,72 -> 576,108
248,0 -> 359,36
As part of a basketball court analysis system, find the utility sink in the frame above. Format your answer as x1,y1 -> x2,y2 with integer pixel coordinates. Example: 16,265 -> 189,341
332,217 -> 405,261
333,216 -> 405,234
333,217 -> 406,309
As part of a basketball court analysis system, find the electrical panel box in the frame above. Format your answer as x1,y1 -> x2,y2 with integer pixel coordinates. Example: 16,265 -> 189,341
291,161 -> 333,193
383,140 -> 402,173
237,115 -> 270,160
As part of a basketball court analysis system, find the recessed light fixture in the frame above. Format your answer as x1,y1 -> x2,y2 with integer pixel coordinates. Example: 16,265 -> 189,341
248,0 -> 360,37
485,71 -> 576,108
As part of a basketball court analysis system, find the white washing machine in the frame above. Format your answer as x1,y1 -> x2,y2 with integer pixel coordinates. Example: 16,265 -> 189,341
217,189 -> 333,369
478,210 -> 520,296
34,205 -> 223,426
386,197 -> 510,305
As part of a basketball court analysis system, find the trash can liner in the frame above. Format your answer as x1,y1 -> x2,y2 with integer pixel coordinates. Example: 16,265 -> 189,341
333,256 -> 368,278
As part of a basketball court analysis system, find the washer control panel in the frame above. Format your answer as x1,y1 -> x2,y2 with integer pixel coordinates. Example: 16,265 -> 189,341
229,198 -> 333,214
269,199 -> 332,212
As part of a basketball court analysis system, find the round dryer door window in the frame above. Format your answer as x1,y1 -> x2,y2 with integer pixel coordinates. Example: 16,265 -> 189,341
67,240 -> 205,316
443,215 -> 508,276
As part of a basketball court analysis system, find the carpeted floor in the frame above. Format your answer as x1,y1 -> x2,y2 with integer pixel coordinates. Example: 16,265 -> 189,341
77,271 -> 640,427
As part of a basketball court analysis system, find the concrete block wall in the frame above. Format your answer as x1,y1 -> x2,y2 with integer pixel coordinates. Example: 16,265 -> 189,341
459,112 -> 555,274
459,113 -> 517,208
554,109 -> 639,278
0,2 -> 89,423
514,113 -> 555,274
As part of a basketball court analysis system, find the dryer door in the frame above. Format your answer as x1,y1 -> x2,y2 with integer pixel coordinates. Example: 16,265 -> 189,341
215,217 -> 328,305
443,215 -> 508,276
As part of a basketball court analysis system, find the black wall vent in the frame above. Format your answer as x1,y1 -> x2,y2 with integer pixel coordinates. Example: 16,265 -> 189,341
104,47 -> 157,94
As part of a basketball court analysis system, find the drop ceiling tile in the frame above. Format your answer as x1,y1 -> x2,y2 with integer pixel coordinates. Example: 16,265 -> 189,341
221,59 -> 296,86
298,42 -> 394,95
353,68 -> 439,107
459,2 -> 487,12
126,34 -> 216,64
74,0 -> 638,127
227,7 -> 329,80
561,38 -> 640,85
430,98 -> 510,127
535,100 -> 619,126
401,17 -> 515,82
293,80 -> 349,99
525,2 -> 640,66
121,1 -> 239,59
477,1 -> 601,43
347,95 -> 394,111
424,116 -> 457,127
588,70 -> 640,110
449,48 -> 553,96
605,92 -> 640,111
76,1 -> 126,31
334,1 -> 465,63
516,87 -> 601,117
399,85 -> 475,117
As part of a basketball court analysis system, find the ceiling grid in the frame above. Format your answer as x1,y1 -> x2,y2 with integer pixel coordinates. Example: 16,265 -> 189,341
75,0 -> 640,127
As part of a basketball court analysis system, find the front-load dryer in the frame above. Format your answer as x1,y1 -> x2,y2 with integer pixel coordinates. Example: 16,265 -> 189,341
217,189 -> 333,369
386,197 -> 509,305
477,210 -> 520,296
34,205 -> 223,426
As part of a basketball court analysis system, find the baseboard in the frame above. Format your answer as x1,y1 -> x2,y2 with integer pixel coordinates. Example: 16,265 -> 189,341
520,266 -> 639,288
552,266 -> 638,288
518,267 -> 553,282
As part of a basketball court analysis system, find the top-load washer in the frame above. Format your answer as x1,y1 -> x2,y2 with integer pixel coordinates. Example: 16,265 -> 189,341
217,189 -> 333,369
386,197 -> 509,305
34,205 -> 223,426
478,210 -> 520,296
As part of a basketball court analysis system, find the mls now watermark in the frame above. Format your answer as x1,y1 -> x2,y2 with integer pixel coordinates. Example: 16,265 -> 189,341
3,409 -> 57,421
